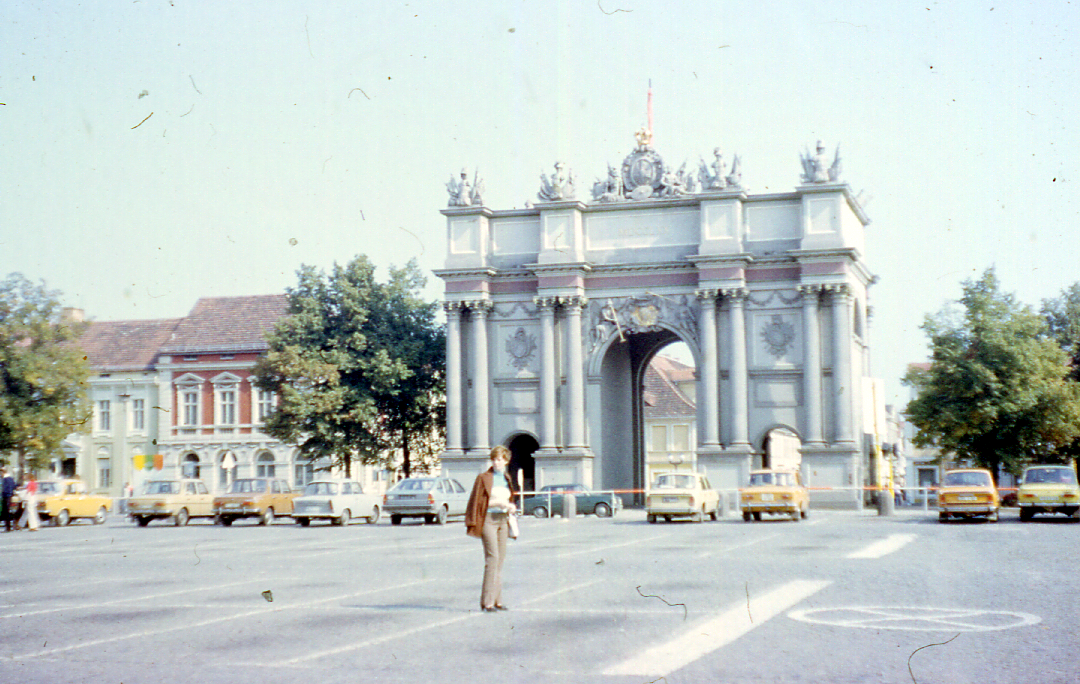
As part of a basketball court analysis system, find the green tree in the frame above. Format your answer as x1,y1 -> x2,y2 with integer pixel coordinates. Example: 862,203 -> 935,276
903,269 -> 1080,477
254,256 -> 445,477
1040,282 -> 1080,461
0,273 -> 91,473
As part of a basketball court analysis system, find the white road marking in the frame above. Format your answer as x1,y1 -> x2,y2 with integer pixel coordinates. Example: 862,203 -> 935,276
788,606 -> 1042,632
847,533 -> 917,559
275,577 -> 605,665
602,579 -> 831,677
9,578 -> 436,660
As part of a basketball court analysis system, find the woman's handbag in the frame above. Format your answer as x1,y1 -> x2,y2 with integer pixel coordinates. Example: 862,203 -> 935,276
508,513 -> 519,539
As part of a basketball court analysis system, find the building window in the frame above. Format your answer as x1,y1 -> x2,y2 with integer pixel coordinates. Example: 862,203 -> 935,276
295,462 -> 314,488
98,400 -> 111,431
650,424 -> 667,453
98,458 -> 112,489
132,398 -> 145,431
182,453 -> 201,479
256,451 -> 275,478
672,425 -> 690,452
257,390 -> 275,423
181,389 -> 199,426
218,390 -> 236,426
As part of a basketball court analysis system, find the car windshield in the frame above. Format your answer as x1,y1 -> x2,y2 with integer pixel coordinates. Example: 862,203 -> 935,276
541,485 -> 584,493
392,479 -> 436,492
1024,468 -> 1078,485
944,471 -> 991,487
145,481 -> 180,495
228,479 -> 268,494
37,482 -> 59,494
653,474 -> 695,489
303,482 -> 338,496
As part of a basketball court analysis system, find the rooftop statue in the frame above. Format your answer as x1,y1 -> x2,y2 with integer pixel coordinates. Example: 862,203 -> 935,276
800,141 -> 842,184
591,164 -> 624,203
725,154 -> 742,188
660,162 -> 691,197
538,161 -> 576,202
446,169 -> 484,207
698,148 -> 743,192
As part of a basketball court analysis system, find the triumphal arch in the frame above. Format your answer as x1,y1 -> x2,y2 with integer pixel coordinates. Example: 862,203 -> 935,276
436,132 -> 872,507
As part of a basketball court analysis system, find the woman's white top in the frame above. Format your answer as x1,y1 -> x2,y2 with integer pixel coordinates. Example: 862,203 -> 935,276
489,478 -> 511,511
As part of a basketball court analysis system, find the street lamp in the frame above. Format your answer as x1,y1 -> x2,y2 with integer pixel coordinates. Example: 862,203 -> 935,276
668,454 -> 683,472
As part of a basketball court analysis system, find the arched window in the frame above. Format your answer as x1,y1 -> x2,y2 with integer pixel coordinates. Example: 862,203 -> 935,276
256,451 -> 275,478
182,453 -> 201,479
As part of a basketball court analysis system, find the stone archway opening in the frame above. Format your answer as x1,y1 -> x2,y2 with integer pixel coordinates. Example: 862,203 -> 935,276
761,427 -> 802,471
507,433 -> 539,493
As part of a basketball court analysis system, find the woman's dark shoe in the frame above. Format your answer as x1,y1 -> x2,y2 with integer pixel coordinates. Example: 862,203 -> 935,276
495,604 -> 509,611
483,606 -> 499,613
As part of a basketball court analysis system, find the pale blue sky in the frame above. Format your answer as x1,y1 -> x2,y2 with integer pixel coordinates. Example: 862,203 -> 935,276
3,1 -> 1079,405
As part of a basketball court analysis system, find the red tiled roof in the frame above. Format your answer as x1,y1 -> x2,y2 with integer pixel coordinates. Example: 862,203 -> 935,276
77,319 -> 182,371
643,356 -> 696,418
160,294 -> 288,354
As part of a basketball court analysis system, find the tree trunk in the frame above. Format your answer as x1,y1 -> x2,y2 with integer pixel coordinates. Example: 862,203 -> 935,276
402,432 -> 411,478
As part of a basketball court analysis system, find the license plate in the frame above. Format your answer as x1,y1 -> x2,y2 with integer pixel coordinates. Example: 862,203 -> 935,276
761,493 -> 774,501
662,496 -> 678,503
1039,496 -> 1059,502
959,496 -> 977,502
225,503 -> 241,509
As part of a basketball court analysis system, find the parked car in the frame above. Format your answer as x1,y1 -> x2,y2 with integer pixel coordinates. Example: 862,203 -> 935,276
522,484 -> 621,518
1017,465 -> 1080,522
292,479 -> 381,526
646,472 -> 720,523
938,468 -> 1000,522
740,469 -> 809,522
212,478 -> 299,526
128,479 -> 214,526
383,476 -> 469,525
35,479 -> 112,526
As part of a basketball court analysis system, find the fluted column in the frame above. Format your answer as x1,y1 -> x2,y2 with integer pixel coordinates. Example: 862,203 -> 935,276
828,285 -> 854,444
444,302 -> 464,454
563,296 -> 588,449
535,297 -> 559,452
723,288 -> 751,447
468,300 -> 493,452
696,289 -> 720,448
798,285 -> 825,446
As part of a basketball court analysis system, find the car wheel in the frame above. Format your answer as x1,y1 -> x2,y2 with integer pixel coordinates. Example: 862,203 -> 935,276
435,505 -> 448,525
391,515 -> 402,525
533,506 -> 549,519
801,507 -> 809,519
647,514 -> 657,524
1020,508 -> 1032,522
742,511 -> 752,522
367,505 -> 381,524
594,502 -> 612,518
94,507 -> 107,525
336,509 -> 351,526
297,517 -> 310,527
136,516 -> 151,527
261,508 -> 275,526
664,516 -> 672,523
752,512 -> 762,522
710,509 -> 719,521
791,510 -> 801,522
987,509 -> 999,523
693,508 -> 705,523
220,516 -> 234,526
57,509 -> 70,527
175,508 -> 189,526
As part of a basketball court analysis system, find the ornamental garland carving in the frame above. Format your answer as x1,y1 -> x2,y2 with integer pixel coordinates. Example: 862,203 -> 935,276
505,327 -> 538,370
586,293 -> 699,354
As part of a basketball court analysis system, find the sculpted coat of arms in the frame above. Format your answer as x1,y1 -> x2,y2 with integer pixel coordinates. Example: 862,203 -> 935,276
506,327 -> 538,370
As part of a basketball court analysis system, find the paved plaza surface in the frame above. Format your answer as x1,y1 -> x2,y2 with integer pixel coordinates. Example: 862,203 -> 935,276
1,507 -> 1075,684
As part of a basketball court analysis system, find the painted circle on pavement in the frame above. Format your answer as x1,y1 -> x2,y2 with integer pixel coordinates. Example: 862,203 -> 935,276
787,606 -> 1041,632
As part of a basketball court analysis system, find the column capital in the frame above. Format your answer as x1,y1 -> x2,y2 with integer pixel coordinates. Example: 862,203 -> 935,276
464,299 -> 494,315
557,295 -> 588,310
796,284 -> 823,297
443,300 -> 465,315
822,283 -> 851,299
695,288 -> 720,303
533,296 -> 560,311
720,287 -> 749,303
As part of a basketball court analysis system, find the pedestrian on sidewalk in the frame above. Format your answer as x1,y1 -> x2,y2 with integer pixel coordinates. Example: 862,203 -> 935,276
1,467 -> 16,532
19,473 -> 39,531
465,445 -> 517,613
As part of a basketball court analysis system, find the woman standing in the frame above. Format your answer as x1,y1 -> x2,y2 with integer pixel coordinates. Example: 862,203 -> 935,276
19,473 -> 39,531
465,446 -> 516,613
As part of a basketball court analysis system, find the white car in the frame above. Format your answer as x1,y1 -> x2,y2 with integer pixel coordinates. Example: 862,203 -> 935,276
292,480 -> 381,526
646,472 -> 721,523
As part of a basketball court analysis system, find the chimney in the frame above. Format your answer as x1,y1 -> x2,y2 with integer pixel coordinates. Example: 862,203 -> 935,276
61,307 -> 85,323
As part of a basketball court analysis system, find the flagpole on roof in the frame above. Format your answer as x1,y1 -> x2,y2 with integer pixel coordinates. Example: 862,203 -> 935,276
647,79 -> 654,141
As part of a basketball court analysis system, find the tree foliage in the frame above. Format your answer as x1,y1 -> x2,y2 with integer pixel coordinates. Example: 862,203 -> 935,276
903,269 -> 1080,477
254,256 -> 445,477
0,273 -> 91,472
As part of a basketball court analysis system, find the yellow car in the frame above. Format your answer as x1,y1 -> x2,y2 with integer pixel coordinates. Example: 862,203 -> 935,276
36,479 -> 112,526
938,468 -> 999,522
129,479 -> 214,526
212,478 -> 299,526
646,472 -> 720,523
1017,465 -> 1080,522
740,469 -> 809,521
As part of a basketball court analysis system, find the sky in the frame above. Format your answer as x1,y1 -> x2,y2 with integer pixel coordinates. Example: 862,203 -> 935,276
3,0 -> 1079,406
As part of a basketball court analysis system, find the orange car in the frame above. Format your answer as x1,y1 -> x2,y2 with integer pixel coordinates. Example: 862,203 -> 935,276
938,468 -> 999,522
740,469 -> 809,522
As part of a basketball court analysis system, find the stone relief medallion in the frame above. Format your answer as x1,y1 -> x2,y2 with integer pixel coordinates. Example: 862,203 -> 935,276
629,304 -> 660,328
506,327 -> 537,370
761,314 -> 796,358
621,148 -> 664,198
587,294 -> 699,354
